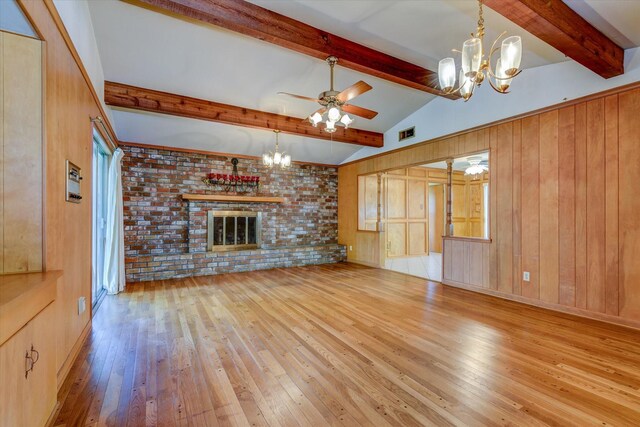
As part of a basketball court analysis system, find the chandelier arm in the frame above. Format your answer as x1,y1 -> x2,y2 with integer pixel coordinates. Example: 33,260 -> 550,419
441,77 -> 477,98
487,76 -> 510,94
486,31 -> 507,77
487,67 -> 524,80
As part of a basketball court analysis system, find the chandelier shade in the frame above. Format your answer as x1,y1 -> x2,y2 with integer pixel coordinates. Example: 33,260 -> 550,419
462,38 -> 482,79
438,58 -> 456,92
501,36 -> 522,76
437,0 -> 523,101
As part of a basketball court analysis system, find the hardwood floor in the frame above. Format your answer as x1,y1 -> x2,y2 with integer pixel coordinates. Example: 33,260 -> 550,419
54,263 -> 640,426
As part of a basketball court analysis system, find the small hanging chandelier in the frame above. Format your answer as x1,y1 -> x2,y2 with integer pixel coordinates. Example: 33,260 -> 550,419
262,130 -> 291,169
438,0 -> 523,101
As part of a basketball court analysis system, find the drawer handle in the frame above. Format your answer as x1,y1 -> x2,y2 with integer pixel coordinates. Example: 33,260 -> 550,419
30,345 -> 40,366
25,351 -> 34,379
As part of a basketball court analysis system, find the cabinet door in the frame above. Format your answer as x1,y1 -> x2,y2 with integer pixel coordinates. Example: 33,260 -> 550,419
25,303 -> 57,427
0,318 -> 31,426
0,303 -> 56,427
387,223 -> 407,257
408,222 -> 427,255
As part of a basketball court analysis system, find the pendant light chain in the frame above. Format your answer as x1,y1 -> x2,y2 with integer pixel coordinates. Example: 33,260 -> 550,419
476,0 -> 485,39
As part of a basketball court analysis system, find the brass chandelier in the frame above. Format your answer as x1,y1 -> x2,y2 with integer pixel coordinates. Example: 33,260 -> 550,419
262,130 -> 291,169
438,0 -> 523,101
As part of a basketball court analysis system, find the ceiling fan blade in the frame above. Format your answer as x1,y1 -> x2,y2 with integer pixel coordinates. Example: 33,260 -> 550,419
342,104 -> 378,120
277,92 -> 320,103
337,81 -> 372,103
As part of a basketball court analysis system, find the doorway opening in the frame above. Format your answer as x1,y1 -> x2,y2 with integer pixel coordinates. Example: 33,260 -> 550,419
379,152 -> 490,281
92,129 -> 111,309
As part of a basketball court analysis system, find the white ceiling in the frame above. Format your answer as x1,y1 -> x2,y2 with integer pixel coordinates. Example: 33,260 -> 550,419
87,0 -> 640,165
111,109 -> 362,165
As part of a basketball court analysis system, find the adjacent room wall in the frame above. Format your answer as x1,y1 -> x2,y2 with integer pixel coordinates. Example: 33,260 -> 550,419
338,83 -> 640,328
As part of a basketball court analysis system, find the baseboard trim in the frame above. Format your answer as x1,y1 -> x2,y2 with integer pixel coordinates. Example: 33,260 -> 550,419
346,259 -> 381,268
442,278 -> 640,331
56,319 -> 92,391
44,401 -> 60,427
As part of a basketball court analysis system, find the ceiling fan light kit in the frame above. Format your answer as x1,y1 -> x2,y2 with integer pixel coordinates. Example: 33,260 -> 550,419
464,156 -> 489,177
279,56 -> 378,134
438,0 -> 523,101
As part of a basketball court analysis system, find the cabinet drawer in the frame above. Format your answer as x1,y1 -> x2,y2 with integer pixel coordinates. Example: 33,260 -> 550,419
0,302 -> 57,427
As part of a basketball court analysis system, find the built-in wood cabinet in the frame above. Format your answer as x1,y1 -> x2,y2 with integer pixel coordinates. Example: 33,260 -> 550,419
0,302 -> 57,427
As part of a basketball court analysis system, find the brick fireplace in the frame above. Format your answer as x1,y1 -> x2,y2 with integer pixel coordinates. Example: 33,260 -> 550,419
121,143 -> 346,282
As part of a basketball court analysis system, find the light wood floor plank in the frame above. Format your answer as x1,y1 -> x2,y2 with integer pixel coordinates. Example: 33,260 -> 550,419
54,263 -> 640,426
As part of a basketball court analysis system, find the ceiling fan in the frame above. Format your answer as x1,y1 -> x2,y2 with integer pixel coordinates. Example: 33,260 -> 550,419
464,156 -> 489,176
278,56 -> 378,133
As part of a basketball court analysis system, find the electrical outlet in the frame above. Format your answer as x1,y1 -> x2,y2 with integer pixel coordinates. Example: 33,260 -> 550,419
78,296 -> 86,315
523,271 -> 530,282
349,245 -> 353,251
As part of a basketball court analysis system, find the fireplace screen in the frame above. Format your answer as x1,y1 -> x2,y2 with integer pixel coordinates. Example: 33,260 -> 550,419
207,210 -> 261,251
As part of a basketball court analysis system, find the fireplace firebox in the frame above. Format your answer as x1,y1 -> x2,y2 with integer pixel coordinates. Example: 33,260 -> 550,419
207,210 -> 262,251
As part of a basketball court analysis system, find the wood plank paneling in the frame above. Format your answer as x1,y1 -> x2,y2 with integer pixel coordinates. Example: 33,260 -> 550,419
574,103 -> 588,309
489,127 -> 498,290
586,99 -> 606,313
520,116 -> 540,300
604,95 -> 619,316
511,120 -> 522,296
1,32 -> 43,273
558,106 -> 576,306
539,111 -> 559,304
496,122 -> 513,294
618,89 -> 640,321
0,33 -> 3,274
339,83 -> 640,327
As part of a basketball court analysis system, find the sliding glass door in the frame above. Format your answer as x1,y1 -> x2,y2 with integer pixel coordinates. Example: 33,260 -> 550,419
92,130 -> 110,308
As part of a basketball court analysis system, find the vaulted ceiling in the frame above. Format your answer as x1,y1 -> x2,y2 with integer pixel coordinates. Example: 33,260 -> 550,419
87,0 -> 640,165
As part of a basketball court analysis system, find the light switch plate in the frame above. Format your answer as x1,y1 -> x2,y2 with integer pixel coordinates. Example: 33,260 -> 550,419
523,271 -> 530,282
78,296 -> 86,315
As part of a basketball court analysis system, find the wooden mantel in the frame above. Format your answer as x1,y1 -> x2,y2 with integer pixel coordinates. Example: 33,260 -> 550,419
182,194 -> 285,203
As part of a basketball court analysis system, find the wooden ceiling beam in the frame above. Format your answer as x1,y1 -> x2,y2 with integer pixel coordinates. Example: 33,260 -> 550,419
104,81 -> 384,148
484,0 -> 624,78
127,0 -> 456,98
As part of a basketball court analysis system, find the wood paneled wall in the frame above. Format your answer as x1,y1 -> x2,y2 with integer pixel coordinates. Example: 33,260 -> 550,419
19,0 -> 118,386
0,31 -> 43,274
338,84 -> 640,327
